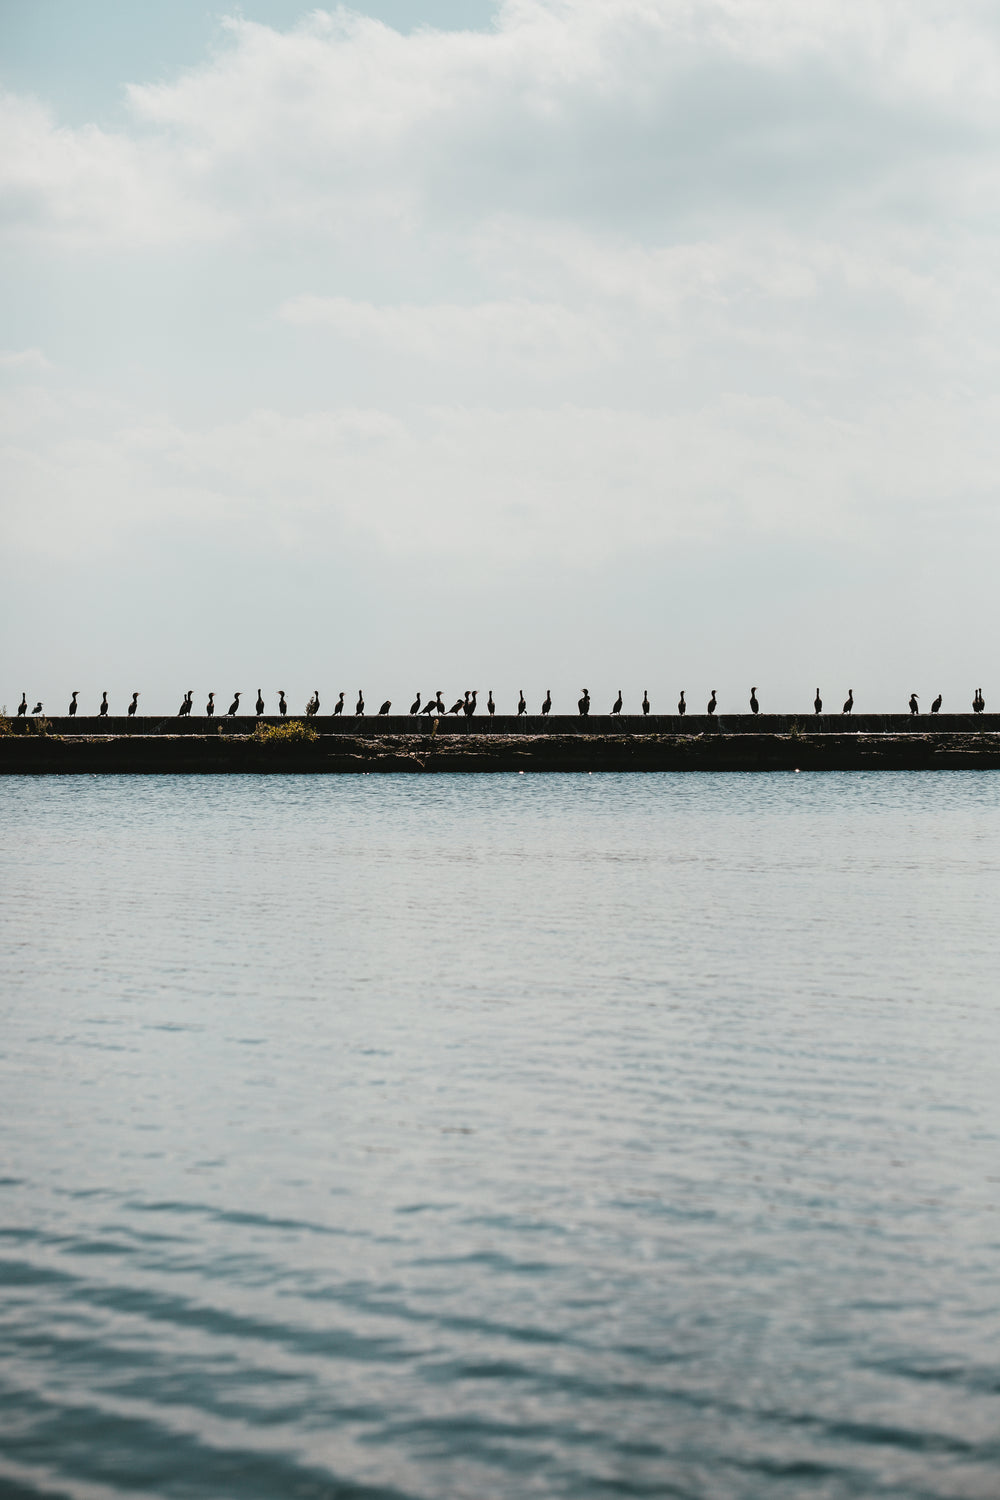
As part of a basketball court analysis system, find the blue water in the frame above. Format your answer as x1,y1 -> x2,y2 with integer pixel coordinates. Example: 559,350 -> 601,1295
1,772 -> 999,1499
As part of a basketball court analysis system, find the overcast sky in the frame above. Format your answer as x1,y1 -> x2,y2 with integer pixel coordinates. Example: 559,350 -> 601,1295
3,0 -> 999,716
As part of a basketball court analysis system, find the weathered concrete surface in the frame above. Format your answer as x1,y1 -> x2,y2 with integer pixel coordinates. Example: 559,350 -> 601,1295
4,731 -> 1000,774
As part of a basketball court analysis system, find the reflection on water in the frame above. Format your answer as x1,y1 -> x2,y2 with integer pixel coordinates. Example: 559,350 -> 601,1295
1,772 -> 999,1498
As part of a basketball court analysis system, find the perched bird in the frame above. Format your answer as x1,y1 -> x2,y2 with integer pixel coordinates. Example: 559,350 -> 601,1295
378,699 -> 391,715
68,691 -> 79,717
517,690 -> 527,716
642,690 -> 650,715
707,690 -> 717,716
909,693 -> 919,715
578,688 -> 591,717
749,687 -> 759,715
206,692 -> 215,716
464,690 -> 478,717
541,690 -> 552,716
612,690 -> 623,715
677,691 -> 686,716
447,694 -> 465,715
306,691 -> 320,717
813,689 -> 822,715
128,692 -> 139,717
334,692 -> 345,715
974,688 -> 985,714
487,691 -> 495,716
99,692 -> 109,717
278,691 -> 287,717
179,691 -> 193,717
255,690 -> 265,717
228,693 -> 241,716
420,693 -> 439,715
409,692 -> 421,715
31,701 -> 43,715
434,691 -> 446,714
842,689 -> 854,715
355,691 -> 365,716
17,694 -> 27,716
931,694 -> 942,714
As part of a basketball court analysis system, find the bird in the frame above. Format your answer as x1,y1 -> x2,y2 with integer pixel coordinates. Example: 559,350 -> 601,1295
749,687 -> 759,715
421,693 -> 439,715
909,693 -> 919,715
612,690 -> 623,715
642,690 -> 650,715
68,691 -> 79,717
227,693 -> 241,716
677,691 -> 686,716
355,691 -> 365,716
409,692 -> 421,715
378,699 -> 391,715
464,690 -> 478,717
517,690 -> 527,716
842,689 -> 854,715
179,691 -> 193,717
973,688 -> 985,714
306,691 -> 320,717
447,694 -> 465,715
278,691 -> 287,717
255,690 -> 265,717
931,694 -> 942,713
813,689 -> 822,715
707,690 -> 717,716
99,692 -> 109,717
17,694 -> 27,716
541,690 -> 552,716
206,692 -> 215,716
487,691 -> 495,716
578,688 -> 590,716
334,692 -> 345,715
127,692 -> 139,717
434,691 -> 445,714
31,701 -> 43,715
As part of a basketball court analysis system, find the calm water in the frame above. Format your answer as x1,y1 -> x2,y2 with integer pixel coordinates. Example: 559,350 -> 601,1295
2,772 -> 999,1500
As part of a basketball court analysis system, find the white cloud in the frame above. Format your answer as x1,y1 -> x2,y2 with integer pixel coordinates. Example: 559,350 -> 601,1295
0,347 -> 51,372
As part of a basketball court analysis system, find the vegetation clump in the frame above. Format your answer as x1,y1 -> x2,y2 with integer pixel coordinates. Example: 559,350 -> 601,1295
251,719 -> 318,744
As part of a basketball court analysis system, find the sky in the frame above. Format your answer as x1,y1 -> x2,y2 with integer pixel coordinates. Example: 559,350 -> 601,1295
2,0 -> 999,717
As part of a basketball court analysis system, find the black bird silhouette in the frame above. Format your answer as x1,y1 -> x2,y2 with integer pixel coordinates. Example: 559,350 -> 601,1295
677,691 -> 686,716
420,692 -> 439,715
843,689 -> 854,714
228,693 -> 241,716
278,691 -> 287,716
68,691 -> 79,717
749,687 -> 759,715
31,701 -> 43,715
306,691 -> 320,716
255,690 -> 265,717
128,692 -> 139,717
642,690 -> 650,715
17,694 -> 27,716
179,691 -> 193,716
447,694 -> 465,715
409,692 -> 421,715
206,692 -> 215,716
931,694 -> 942,713
973,687 -> 985,714
334,692 -> 345,715
378,699 -> 391,715
517,690 -> 527,716
707,690 -> 717,716
99,692 -> 109,717
487,690 -> 495,716
578,688 -> 590,716
813,688 -> 822,715
355,691 -> 365,716
612,690 -> 623,715
909,693 -> 919,715
464,690 -> 478,717
541,690 -> 552,716
434,691 -> 445,713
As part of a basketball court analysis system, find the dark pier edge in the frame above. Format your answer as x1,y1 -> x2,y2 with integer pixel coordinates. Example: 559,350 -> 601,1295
4,714 -> 1000,773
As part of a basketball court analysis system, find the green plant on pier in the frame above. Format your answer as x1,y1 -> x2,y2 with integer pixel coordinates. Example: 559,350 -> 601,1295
251,719 -> 319,744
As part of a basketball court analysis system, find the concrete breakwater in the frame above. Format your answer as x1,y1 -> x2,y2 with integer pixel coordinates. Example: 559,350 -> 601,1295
4,723 -> 1000,773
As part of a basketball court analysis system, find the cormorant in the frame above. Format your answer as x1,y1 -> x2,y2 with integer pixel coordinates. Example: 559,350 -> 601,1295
278,691 -> 287,716
306,691 -> 320,717
334,692 -> 345,715
707,690 -> 717,716
355,691 -> 365,716
434,691 -> 445,713
612,691 -> 623,715
541,690 -> 551,716
409,693 -> 421,715
17,694 -> 27,716
677,691 -> 686,716
421,693 -> 439,715
931,694 -> 942,714
128,692 -> 139,717
974,688 -> 985,714
31,702 -> 43,715
206,692 -> 215,716
642,690 -> 650,715
843,690 -> 853,715
228,693 -> 241,716
578,688 -> 590,716
179,691 -> 193,716
517,690 -> 527,716
255,690 -> 265,717
378,700 -> 391,715
69,692 -> 79,717
464,690 -> 478,717
749,687 -> 759,715
909,693 -> 919,715
447,694 -> 465,715
487,691 -> 495,716
813,689 -> 822,715
99,692 -> 109,717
